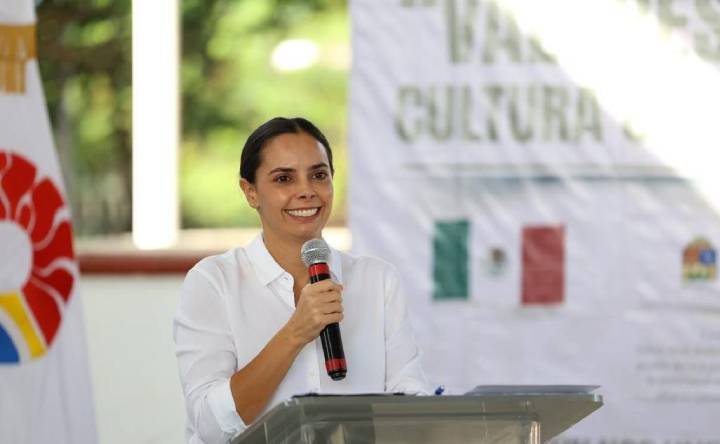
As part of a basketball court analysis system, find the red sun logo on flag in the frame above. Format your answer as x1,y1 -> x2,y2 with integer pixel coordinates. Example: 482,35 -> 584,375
0,150 -> 75,364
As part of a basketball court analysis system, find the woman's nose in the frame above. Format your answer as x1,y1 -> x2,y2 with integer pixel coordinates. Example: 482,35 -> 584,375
296,178 -> 316,199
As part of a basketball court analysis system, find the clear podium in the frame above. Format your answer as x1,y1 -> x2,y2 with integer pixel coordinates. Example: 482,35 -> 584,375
232,389 -> 603,444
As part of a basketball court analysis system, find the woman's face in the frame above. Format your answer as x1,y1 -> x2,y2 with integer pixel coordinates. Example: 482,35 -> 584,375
241,132 -> 333,243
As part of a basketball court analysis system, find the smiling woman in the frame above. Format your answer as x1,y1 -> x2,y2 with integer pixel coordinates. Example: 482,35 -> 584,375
173,117 -> 429,444
238,118 -> 334,257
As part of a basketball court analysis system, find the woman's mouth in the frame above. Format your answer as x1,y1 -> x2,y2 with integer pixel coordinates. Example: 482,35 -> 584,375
286,207 -> 320,218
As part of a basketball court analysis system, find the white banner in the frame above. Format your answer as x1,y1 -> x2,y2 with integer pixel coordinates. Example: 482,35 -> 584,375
0,2 -> 97,442
350,0 -> 720,441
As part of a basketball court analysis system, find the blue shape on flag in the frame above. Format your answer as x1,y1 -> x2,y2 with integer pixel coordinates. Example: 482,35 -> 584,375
0,323 -> 19,363
699,249 -> 716,265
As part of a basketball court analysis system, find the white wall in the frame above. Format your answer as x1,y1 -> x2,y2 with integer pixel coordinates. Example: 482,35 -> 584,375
80,275 -> 186,444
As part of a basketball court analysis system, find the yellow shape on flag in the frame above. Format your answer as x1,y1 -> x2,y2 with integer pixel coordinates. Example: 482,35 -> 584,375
0,24 -> 36,94
0,291 -> 46,358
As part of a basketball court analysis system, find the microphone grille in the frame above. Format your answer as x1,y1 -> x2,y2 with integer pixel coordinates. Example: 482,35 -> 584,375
301,238 -> 331,267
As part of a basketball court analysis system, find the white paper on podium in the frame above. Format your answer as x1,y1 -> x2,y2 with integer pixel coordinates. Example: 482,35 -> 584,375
466,385 -> 600,395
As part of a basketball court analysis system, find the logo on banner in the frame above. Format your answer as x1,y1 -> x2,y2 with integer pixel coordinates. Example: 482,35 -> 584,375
0,151 -> 75,364
682,238 -> 716,282
482,247 -> 508,277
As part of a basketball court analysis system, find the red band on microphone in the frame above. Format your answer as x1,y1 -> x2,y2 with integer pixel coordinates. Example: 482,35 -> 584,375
308,263 -> 330,277
325,358 -> 347,373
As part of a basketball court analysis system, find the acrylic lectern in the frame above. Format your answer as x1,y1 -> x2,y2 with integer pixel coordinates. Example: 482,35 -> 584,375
232,389 -> 603,444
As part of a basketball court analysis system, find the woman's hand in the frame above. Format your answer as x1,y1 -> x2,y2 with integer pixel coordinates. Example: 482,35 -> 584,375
283,280 -> 344,347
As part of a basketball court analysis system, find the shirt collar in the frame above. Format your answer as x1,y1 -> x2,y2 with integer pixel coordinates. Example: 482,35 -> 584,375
246,233 -> 344,286
246,234 -> 285,287
329,244 -> 343,284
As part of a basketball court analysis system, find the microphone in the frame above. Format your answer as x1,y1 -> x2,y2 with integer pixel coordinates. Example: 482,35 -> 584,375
301,239 -> 347,381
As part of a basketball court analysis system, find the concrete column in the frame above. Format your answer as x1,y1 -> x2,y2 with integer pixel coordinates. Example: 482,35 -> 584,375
131,0 -> 179,249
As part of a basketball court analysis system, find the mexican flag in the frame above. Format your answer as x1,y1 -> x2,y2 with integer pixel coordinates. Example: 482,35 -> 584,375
0,2 -> 96,442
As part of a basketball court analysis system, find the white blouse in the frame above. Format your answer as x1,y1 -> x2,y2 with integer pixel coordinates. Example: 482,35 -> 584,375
173,234 -> 429,443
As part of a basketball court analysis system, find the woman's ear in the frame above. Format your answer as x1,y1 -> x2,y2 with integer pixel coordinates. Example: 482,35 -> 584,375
239,178 -> 259,209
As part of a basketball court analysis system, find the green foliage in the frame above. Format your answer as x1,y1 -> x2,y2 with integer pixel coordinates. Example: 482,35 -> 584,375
180,0 -> 349,228
38,0 -> 132,235
37,0 -> 349,234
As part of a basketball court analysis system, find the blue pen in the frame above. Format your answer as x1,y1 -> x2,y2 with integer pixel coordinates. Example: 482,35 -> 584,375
434,385 -> 445,395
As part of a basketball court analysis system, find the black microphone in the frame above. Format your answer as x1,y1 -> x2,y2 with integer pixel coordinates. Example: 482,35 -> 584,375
301,239 -> 347,381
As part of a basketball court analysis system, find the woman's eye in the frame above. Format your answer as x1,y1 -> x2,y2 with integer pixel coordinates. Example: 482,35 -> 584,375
275,175 -> 291,183
314,171 -> 328,180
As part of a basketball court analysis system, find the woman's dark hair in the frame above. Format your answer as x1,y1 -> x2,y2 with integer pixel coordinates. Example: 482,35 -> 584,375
240,117 -> 334,183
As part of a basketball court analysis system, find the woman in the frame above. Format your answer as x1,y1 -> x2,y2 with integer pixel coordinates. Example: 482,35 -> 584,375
174,117 -> 428,444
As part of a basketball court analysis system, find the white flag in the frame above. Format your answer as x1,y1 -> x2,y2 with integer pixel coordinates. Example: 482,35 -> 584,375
0,2 -> 97,442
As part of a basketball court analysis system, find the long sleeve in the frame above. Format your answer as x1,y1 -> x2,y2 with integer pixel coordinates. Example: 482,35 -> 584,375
383,265 -> 431,394
174,267 -> 246,443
